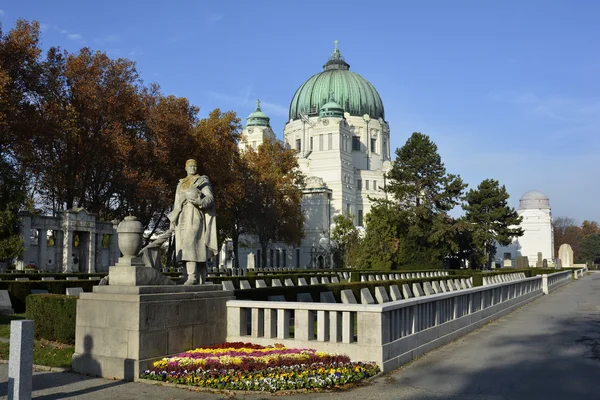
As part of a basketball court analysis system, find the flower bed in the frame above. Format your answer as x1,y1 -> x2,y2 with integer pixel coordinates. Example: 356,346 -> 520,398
140,342 -> 380,392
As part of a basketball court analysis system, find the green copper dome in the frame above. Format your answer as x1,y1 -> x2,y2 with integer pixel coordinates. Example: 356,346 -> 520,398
246,99 -> 270,127
289,41 -> 385,121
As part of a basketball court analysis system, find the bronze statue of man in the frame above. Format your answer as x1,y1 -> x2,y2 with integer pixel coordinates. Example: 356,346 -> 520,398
168,159 -> 217,284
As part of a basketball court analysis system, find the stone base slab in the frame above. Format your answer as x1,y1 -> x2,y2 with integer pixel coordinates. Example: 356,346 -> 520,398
108,265 -> 176,286
72,286 -> 234,381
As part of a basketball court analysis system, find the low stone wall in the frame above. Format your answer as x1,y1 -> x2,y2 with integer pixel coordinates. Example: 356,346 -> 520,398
227,271 -> 574,372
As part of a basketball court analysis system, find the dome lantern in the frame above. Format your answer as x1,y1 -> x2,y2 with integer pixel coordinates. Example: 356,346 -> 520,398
245,99 -> 270,127
319,91 -> 345,118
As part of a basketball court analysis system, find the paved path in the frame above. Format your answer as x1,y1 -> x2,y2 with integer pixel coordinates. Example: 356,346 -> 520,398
1,274 -> 600,400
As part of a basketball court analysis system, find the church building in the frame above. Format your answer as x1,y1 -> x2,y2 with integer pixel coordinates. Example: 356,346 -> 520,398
235,42 -> 391,269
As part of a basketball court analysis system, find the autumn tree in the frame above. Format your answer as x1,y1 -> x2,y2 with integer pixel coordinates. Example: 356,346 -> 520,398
553,217 -> 583,261
242,139 -> 305,268
463,179 -> 523,269
581,220 -> 600,238
0,154 -> 27,265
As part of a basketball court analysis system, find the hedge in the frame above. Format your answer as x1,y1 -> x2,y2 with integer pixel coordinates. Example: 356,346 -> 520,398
0,280 -> 97,313
25,294 -> 77,344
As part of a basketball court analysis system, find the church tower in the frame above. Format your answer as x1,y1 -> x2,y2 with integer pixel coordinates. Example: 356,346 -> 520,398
239,99 -> 276,151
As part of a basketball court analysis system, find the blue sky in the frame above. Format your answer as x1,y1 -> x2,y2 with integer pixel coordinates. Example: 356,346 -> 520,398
2,1 -> 599,223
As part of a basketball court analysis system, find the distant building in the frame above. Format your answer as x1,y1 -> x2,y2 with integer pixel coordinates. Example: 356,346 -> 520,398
495,190 -> 554,268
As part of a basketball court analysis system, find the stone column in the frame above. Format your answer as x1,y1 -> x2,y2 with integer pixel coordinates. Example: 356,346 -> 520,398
55,229 -> 63,271
38,228 -> 47,271
87,231 -> 96,273
62,228 -> 73,272
95,233 -> 102,272
19,213 -> 32,270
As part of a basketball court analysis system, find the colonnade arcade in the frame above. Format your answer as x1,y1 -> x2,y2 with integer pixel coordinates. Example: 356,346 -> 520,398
17,208 -> 119,272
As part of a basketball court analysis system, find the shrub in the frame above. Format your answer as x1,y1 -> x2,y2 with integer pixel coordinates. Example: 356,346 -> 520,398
0,280 -> 97,313
26,294 -> 77,344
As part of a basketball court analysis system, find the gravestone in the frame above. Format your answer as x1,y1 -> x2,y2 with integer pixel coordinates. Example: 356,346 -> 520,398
515,256 -> 528,269
271,279 -> 282,287
558,244 -> 574,268
542,259 -> 548,268
247,252 -> 255,269
268,295 -> 286,302
446,280 -> 457,291
439,280 -> 449,292
284,278 -> 294,287
66,277 -> 78,281
374,287 -> 390,304
321,277 -> 330,284
389,285 -> 402,301
536,252 -> 543,268
412,283 -> 425,297
221,281 -> 235,291
360,288 -> 375,304
422,282 -> 435,296
41,277 -> 55,281
66,287 -> 84,297
255,279 -> 268,288
240,280 -> 252,289
297,277 -> 308,286
432,281 -> 442,294
15,278 -> 29,281
401,284 -> 413,299
319,291 -> 336,303
340,289 -> 357,304
0,290 -> 14,315
331,276 -> 340,284
310,277 -> 320,285
31,289 -> 49,295
296,293 -> 313,302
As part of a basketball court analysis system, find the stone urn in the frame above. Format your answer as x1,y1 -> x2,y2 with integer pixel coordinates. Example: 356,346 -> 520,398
117,216 -> 144,259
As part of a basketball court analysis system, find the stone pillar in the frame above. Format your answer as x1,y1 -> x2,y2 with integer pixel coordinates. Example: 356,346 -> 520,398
95,233 -> 102,272
62,228 -> 73,272
19,213 -> 32,270
87,231 -> 96,273
38,228 -> 47,271
8,320 -> 34,400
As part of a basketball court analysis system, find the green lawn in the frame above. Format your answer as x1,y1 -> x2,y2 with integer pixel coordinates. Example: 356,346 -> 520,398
0,314 -> 27,338
0,313 -> 74,368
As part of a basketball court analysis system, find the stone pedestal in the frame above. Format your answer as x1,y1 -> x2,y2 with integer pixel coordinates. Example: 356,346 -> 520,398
72,284 -> 234,381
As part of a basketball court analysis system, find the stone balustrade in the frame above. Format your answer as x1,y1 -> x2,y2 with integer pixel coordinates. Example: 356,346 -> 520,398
227,271 -> 575,373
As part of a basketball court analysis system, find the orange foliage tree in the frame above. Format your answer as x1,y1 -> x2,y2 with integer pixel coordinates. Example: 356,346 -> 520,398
241,139 -> 305,268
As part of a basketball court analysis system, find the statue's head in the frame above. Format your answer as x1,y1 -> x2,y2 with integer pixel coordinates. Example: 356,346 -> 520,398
185,159 -> 197,175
